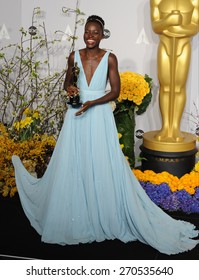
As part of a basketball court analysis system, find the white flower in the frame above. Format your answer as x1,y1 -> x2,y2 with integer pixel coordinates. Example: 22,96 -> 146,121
109,101 -> 116,111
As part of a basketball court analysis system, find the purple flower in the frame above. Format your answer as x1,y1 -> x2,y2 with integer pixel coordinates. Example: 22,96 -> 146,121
194,187 -> 199,200
139,181 -> 199,214
190,198 -> 199,213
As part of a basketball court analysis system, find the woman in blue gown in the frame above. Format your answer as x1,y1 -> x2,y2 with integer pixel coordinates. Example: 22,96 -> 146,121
12,15 -> 199,255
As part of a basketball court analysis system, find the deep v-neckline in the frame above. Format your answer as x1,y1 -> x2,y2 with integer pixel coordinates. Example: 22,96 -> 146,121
78,50 -> 107,88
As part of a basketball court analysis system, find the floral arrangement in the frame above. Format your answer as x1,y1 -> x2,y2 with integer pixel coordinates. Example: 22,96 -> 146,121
114,72 -> 153,167
187,102 -> 199,159
116,74 -> 199,214
0,123 -> 56,197
133,162 -> 199,213
115,72 -> 153,115
12,108 -> 41,141
0,4 -> 85,136
0,3 -> 85,198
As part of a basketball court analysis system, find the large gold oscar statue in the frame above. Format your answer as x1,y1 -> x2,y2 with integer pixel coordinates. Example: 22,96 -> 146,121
141,0 -> 199,176
143,0 -> 199,152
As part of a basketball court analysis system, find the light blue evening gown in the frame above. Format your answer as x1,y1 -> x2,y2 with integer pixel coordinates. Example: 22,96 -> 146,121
12,50 -> 199,255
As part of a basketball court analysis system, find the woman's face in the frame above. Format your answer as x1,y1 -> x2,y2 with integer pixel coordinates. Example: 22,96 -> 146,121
84,22 -> 104,49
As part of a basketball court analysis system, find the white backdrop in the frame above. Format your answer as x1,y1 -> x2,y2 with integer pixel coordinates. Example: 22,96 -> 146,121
1,0 -> 198,159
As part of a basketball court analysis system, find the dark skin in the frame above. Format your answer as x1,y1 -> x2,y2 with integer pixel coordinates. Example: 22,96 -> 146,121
63,21 -> 120,116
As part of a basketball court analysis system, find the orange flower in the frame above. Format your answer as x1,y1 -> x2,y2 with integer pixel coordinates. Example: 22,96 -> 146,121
133,166 -> 199,195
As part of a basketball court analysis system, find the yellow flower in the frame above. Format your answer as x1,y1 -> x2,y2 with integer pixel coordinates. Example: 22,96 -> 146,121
0,123 -> 56,197
23,108 -> 31,116
118,133 -> 122,139
20,117 -> 33,129
118,72 -> 150,105
120,144 -> 124,149
193,161 -> 199,172
32,111 -> 40,119
10,187 -> 18,197
2,186 -> 10,197
13,121 -> 20,131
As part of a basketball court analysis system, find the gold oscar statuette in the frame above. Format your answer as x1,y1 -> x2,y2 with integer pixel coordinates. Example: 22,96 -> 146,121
144,0 -> 199,152
68,62 -> 82,108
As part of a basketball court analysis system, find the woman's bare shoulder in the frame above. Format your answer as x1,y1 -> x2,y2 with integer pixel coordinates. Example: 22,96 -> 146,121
107,51 -> 118,64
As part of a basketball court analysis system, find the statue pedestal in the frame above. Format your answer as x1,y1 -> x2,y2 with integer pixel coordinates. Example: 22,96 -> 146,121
140,131 -> 197,178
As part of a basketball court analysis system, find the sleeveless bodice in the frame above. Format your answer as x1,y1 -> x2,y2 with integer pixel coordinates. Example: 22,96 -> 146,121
74,51 -> 109,102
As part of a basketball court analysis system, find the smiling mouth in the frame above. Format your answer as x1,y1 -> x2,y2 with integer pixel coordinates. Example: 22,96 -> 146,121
87,39 -> 95,44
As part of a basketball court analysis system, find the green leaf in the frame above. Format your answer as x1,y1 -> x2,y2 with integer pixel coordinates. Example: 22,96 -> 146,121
114,110 -> 135,168
136,91 -> 152,115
